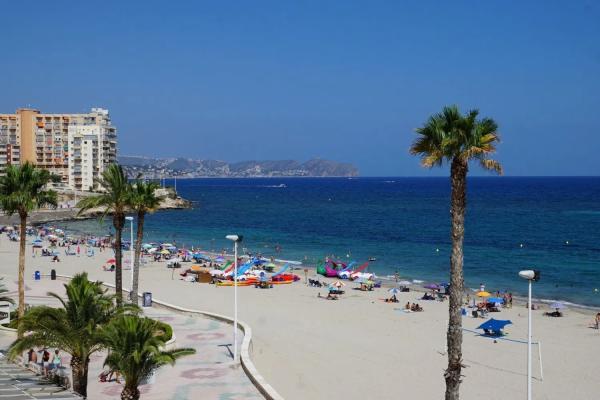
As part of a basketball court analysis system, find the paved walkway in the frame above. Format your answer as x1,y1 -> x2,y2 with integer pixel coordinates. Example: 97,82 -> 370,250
3,279 -> 264,400
0,357 -> 80,399
87,307 -> 263,400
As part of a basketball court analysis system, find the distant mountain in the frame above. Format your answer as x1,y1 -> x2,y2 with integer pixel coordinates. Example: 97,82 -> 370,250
119,156 -> 358,178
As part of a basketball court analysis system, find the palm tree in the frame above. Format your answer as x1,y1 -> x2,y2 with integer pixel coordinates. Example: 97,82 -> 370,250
101,315 -> 195,400
0,162 -> 57,322
127,180 -> 162,305
410,105 -> 502,400
78,164 -> 129,304
0,277 -> 15,305
8,273 -> 136,397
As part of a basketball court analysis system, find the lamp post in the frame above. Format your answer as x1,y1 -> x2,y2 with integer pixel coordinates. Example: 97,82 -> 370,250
226,234 -> 243,362
126,216 -> 134,301
518,269 -> 540,400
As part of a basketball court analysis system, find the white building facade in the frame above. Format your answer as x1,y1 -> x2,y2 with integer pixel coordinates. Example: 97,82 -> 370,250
67,108 -> 117,191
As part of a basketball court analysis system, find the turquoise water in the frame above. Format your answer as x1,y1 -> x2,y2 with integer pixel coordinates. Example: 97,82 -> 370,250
60,177 -> 600,307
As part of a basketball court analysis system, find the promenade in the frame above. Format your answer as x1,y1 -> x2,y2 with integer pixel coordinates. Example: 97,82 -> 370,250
1,279 -> 263,400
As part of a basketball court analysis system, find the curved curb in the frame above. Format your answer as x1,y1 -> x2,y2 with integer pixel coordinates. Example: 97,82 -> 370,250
49,274 -> 284,400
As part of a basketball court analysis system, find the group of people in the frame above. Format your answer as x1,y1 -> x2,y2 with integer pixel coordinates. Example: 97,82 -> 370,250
405,302 -> 424,312
26,348 -> 62,377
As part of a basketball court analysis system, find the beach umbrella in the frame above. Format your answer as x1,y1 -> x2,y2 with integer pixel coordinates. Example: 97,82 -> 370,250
209,269 -> 224,276
106,258 -> 116,264
190,265 -> 203,272
142,243 -> 152,249
161,243 -> 174,248
397,280 -> 412,286
160,249 -> 170,255
355,276 -> 369,284
424,283 -> 441,290
148,248 -> 158,254
487,297 -> 503,304
215,256 -> 225,263
550,302 -> 565,309
388,287 -> 401,295
327,284 -> 338,292
332,280 -> 346,288
476,291 -> 491,298
477,318 -> 512,332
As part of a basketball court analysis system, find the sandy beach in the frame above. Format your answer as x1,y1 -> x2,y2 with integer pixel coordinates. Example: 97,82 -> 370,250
0,238 -> 598,400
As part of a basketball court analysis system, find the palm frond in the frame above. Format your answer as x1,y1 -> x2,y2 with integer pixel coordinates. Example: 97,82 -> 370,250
410,105 -> 502,174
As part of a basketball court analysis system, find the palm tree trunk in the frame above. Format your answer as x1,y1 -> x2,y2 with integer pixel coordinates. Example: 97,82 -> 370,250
17,213 -> 27,333
445,157 -> 468,400
121,385 -> 140,400
70,355 -> 89,397
132,211 -> 145,305
113,214 -> 124,305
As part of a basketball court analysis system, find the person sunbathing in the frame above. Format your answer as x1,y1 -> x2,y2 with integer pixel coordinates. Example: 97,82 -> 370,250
545,310 -> 563,317
405,302 -> 411,310
385,295 -> 398,303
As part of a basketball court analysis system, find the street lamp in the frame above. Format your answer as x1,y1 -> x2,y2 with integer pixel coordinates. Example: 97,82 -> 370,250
518,269 -> 540,400
226,234 -> 243,362
126,216 -> 134,301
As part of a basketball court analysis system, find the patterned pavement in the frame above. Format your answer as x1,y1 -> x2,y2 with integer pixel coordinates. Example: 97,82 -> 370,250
2,280 -> 264,400
85,307 -> 263,400
0,358 -> 80,399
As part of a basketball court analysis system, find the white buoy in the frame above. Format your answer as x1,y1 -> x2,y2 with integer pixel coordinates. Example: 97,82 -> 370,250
436,248 -> 439,252
565,241 -> 569,245
520,243 -> 524,248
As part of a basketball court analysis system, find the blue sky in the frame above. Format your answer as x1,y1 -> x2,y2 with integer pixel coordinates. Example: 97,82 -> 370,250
1,1 -> 599,176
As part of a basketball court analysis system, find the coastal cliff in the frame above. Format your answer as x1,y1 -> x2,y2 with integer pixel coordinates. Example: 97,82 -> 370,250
119,156 -> 359,178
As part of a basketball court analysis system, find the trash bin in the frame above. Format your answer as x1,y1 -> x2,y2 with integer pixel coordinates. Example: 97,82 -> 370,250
34,271 -> 41,280
51,269 -> 56,280
142,292 -> 152,307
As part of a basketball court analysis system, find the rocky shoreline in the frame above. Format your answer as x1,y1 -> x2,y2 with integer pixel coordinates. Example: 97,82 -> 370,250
0,187 -> 192,225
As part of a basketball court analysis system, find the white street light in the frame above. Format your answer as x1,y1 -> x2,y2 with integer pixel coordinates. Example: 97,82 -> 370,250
126,216 -> 134,301
226,234 -> 243,362
518,269 -> 540,400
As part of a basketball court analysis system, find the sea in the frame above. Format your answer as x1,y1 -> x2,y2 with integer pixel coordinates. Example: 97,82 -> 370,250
59,177 -> 600,308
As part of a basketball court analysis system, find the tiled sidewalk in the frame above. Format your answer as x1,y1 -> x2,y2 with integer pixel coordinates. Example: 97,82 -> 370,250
3,279 -> 264,400
0,358 -> 81,399
87,307 -> 263,400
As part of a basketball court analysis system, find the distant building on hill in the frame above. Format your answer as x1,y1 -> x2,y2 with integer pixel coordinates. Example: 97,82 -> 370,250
0,107 -> 117,191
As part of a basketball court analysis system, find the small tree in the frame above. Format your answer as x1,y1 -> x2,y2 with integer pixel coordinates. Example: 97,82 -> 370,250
9,273 -> 137,397
101,315 -> 195,400
0,277 -> 15,305
0,162 -> 57,323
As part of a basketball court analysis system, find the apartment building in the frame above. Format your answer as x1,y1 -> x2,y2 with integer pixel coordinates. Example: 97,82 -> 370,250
0,107 -> 117,191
